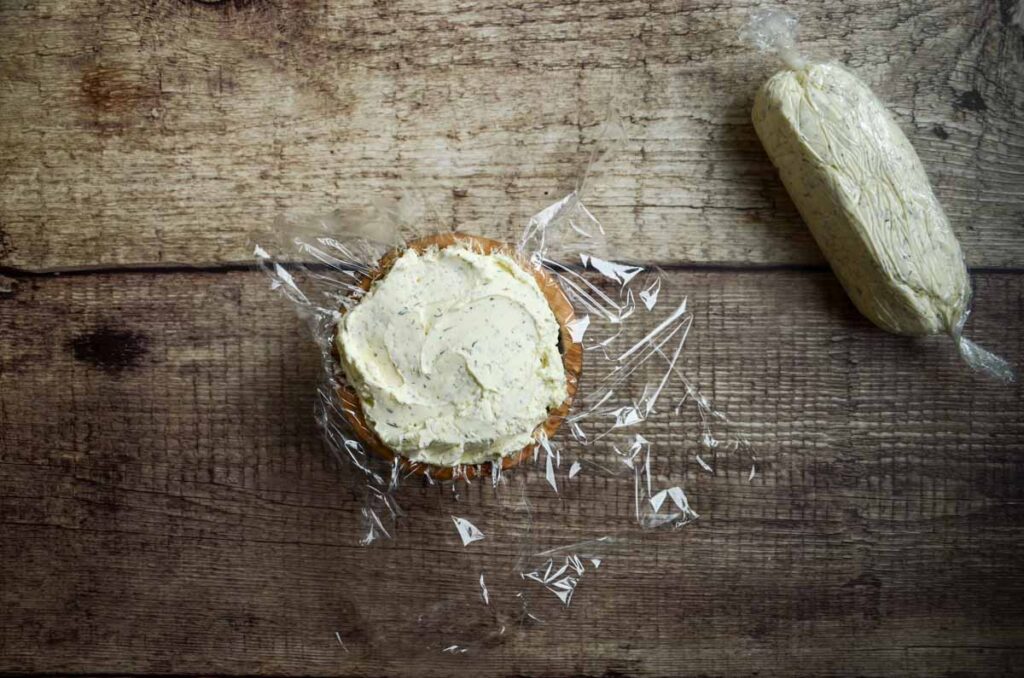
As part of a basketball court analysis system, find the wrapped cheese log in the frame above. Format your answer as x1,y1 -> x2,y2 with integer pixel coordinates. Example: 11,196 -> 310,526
744,9 -> 1015,382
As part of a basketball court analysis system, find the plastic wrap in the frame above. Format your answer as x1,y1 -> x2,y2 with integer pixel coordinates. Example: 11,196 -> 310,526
743,8 -> 1016,383
254,154 -> 755,651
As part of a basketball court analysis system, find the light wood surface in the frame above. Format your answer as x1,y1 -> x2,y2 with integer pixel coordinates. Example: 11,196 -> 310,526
0,0 -> 1021,271
1,269 -> 1022,676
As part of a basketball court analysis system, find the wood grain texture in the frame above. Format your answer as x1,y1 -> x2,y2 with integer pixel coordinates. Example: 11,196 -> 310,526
2,267 -> 1022,676
1,0 -> 1022,271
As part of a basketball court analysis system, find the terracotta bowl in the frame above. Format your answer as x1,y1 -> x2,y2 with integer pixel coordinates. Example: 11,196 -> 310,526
331,232 -> 583,481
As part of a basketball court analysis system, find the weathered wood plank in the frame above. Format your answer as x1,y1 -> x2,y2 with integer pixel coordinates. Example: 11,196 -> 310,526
0,0 -> 1021,271
1,268 -> 1022,676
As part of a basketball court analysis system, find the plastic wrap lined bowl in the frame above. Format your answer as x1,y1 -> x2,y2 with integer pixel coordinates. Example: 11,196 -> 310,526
330,232 -> 584,481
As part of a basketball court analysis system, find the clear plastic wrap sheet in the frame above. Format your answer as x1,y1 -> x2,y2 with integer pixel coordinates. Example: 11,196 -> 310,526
254,168 -> 756,652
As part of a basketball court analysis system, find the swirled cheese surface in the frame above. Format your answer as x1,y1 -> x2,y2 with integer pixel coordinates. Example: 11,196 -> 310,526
336,243 -> 567,466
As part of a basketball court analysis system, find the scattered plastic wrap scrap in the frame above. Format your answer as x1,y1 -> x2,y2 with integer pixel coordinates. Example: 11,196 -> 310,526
453,517 -> 485,546
522,554 -> 589,606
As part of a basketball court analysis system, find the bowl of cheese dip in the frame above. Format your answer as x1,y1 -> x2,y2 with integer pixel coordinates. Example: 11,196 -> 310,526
332,232 -> 582,480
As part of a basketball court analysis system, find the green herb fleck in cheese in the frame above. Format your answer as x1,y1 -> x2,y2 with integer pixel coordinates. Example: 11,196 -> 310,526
336,243 -> 567,466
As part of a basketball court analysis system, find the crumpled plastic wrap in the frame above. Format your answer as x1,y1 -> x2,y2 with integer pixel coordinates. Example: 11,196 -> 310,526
742,8 -> 1016,384
254,144 -> 756,651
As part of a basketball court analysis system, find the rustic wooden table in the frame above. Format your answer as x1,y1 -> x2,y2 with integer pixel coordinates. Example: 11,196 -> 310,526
2,1 -> 1022,676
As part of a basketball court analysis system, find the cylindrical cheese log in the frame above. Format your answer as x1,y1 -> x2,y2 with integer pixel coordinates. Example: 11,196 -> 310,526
752,63 -> 969,336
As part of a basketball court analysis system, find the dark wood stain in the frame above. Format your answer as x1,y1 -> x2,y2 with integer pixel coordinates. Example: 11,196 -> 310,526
190,0 -> 261,8
999,0 -> 1019,26
953,89 -> 988,113
932,124 -> 950,140
80,64 -> 156,113
0,225 -> 15,259
68,326 -> 150,371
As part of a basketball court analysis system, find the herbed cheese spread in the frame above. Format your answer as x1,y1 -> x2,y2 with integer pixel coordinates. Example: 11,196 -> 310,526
752,62 -> 969,336
336,242 -> 568,467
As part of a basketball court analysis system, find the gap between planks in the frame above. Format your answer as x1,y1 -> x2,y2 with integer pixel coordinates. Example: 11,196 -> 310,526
3,261 -> 1024,281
